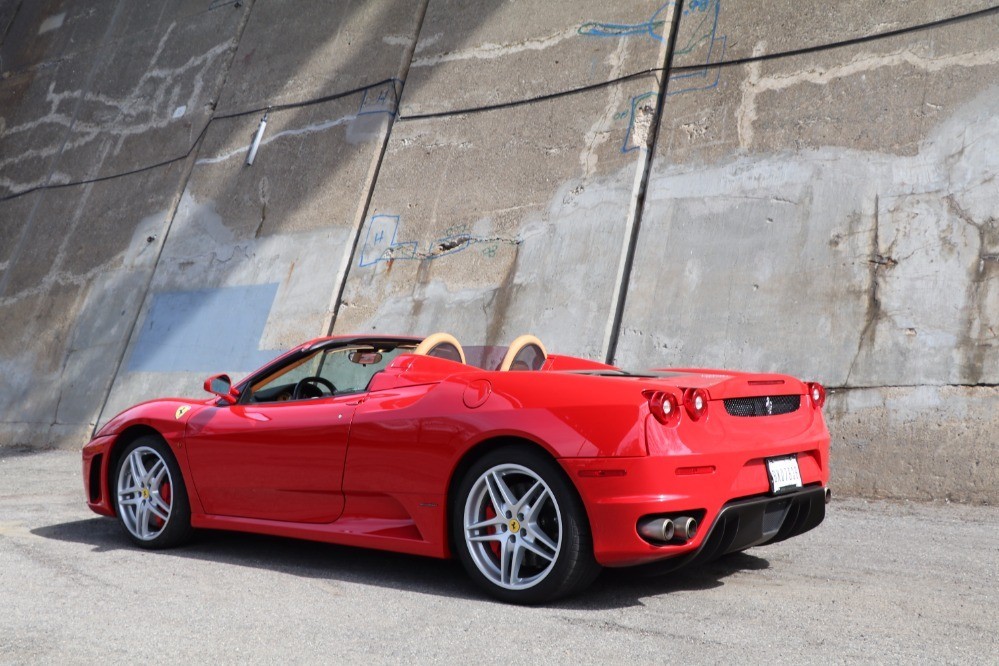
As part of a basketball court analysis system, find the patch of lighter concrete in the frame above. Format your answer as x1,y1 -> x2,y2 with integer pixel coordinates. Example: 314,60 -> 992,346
344,170 -> 633,357
635,84 -> 999,383
579,38 -> 630,179
153,191 -> 350,350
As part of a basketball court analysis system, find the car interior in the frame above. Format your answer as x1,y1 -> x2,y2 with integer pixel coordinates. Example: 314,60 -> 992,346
245,332 -> 549,403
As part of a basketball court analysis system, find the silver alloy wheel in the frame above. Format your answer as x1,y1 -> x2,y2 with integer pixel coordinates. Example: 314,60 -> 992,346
116,446 -> 173,541
463,463 -> 563,590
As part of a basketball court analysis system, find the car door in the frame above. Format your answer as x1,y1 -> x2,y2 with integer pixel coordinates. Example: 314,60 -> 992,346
184,394 -> 359,523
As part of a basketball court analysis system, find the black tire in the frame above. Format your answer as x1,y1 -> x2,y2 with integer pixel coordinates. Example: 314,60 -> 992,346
112,435 -> 193,549
452,445 -> 601,604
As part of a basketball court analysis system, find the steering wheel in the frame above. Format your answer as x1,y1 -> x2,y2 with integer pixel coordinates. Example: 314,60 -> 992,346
291,376 -> 337,400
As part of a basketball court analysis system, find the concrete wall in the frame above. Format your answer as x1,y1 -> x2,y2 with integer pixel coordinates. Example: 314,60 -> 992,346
1,0 -> 996,503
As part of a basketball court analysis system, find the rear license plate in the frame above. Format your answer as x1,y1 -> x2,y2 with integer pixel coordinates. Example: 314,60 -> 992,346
766,455 -> 802,494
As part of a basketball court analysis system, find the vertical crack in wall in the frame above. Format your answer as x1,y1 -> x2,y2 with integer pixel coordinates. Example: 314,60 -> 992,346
946,193 -> 996,386
846,195 -> 885,385
602,1 -> 685,365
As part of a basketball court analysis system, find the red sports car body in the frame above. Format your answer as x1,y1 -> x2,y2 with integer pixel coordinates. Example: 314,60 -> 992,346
83,333 -> 830,603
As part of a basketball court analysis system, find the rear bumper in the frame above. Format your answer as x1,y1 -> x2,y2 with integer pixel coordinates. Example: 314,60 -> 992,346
695,485 -> 825,557
631,485 -> 827,575
560,437 -> 829,567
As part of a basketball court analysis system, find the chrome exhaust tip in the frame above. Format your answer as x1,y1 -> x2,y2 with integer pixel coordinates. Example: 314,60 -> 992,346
638,517 -> 675,543
673,516 -> 698,542
825,487 -> 832,504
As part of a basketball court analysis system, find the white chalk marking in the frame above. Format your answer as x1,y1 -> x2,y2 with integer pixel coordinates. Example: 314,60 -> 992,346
196,114 -> 358,165
411,26 -> 580,67
738,45 -> 999,150
382,35 -> 415,47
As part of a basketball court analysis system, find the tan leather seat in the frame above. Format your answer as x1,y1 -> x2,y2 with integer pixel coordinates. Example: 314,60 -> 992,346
413,332 -> 466,364
499,334 -> 547,371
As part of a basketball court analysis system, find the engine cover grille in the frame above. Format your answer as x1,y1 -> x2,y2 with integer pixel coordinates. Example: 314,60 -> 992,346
724,395 -> 801,417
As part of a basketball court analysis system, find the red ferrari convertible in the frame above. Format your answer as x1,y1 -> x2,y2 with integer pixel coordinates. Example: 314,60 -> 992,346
83,333 -> 830,603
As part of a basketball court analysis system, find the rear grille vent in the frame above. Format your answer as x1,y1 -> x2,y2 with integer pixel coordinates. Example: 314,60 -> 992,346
724,395 -> 800,417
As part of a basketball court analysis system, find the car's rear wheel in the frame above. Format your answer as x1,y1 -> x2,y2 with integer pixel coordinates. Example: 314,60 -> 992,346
453,446 -> 601,603
113,436 -> 192,549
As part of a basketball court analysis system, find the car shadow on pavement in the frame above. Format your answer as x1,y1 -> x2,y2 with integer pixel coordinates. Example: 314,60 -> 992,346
33,518 -> 771,609
556,553 -> 771,610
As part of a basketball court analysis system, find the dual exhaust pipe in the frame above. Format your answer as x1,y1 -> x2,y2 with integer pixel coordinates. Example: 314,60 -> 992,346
640,490 -> 829,545
638,516 -> 698,545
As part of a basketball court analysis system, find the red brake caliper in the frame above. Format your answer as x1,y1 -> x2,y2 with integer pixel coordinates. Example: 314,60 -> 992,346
153,481 -> 171,527
484,504 -> 501,558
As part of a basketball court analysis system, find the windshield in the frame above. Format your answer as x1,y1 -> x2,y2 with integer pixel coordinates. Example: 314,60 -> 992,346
247,344 -> 416,402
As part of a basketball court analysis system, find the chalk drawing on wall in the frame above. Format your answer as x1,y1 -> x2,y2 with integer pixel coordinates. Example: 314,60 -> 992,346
579,0 -> 726,97
577,2 -> 673,41
358,80 -> 403,117
670,0 -> 726,96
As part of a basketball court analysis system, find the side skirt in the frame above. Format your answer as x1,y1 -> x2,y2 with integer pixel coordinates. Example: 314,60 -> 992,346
189,513 -> 449,559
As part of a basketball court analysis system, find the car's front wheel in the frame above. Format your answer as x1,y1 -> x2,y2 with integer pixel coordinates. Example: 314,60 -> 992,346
453,446 -> 601,603
113,436 -> 192,549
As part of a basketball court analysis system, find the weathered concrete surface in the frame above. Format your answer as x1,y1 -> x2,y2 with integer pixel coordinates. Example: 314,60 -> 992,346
0,163 -> 191,448
0,0 -> 250,446
334,74 -> 660,359
0,1 -> 246,197
1,0 -> 997,503
215,0 -> 426,115
401,0 -> 668,116
0,0 -> 217,74
828,386 -> 998,502
617,7 -> 999,501
673,0 -> 997,67
100,89 -> 397,423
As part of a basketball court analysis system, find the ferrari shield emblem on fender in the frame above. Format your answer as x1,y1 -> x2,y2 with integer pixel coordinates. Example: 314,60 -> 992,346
175,405 -> 191,420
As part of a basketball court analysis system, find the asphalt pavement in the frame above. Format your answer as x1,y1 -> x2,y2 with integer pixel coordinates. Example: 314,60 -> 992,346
1,449 -> 996,664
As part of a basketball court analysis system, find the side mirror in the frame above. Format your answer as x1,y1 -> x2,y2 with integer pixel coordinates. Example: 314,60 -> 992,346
204,373 -> 239,404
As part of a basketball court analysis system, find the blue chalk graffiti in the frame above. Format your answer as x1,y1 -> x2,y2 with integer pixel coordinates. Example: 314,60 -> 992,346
586,0 -> 726,152
578,2 -> 674,42
670,0 -> 726,96
359,215 -> 417,267
580,0 -> 726,97
620,92 -> 658,153
358,216 -> 501,267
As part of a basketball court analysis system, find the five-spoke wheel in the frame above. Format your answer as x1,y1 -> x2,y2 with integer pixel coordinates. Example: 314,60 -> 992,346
453,447 -> 600,603
113,437 -> 192,549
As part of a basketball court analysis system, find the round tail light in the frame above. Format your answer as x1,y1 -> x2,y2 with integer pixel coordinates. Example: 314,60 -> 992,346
646,390 -> 681,426
683,388 -> 709,421
807,382 -> 826,409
